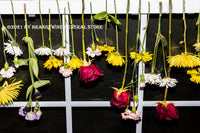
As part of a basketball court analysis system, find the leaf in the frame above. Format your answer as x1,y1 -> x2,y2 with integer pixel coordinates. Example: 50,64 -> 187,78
22,37 -> 36,58
179,41 -> 184,44
0,74 -> 3,82
29,58 -> 39,78
26,85 -> 33,99
18,59 -> 29,66
94,11 -> 108,20
33,80 -> 50,88
160,34 -> 168,47
108,15 -> 122,25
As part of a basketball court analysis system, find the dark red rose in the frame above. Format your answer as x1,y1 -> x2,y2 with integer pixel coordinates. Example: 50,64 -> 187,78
110,89 -> 130,108
156,103 -> 179,121
79,64 -> 103,83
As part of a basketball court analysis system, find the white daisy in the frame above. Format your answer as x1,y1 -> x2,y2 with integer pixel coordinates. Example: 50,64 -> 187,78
159,77 -> 178,88
34,46 -> 52,56
86,47 -> 102,58
59,66 -> 73,77
54,46 -> 71,57
144,73 -> 161,85
4,41 -> 23,56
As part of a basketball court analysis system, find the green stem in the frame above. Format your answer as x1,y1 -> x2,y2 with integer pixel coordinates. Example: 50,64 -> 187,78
64,7 -> 67,47
82,0 -> 86,61
164,87 -> 168,102
90,2 -> 95,45
39,0 -> 44,46
105,0 -> 108,46
49,9 -> 53,56
24,4 -> 28,37
56,0 -> 63,46
161,41 -> 167,77
68,2 -> 75,56
121,0 -> 129,89
169,0 -> 172,56
1,30 -> 7,62
114,0 -> 119,52
197,12 -> 200,43
11,0 -> 17,42
183,0 -> 187,54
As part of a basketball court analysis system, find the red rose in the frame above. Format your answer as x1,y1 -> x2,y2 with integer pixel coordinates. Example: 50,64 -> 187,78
110,88 -> 130,108
156,103 -> 179,121
79,64 -> 103,83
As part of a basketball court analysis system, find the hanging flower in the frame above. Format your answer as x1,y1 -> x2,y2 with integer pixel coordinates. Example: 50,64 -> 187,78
35,109 -> 42,120
79,60 -> 103,83
59,65 -> 73,78
86,47 -> 101,58
106,51 -> 125,66
159,77 -> 178,88
54,46 -> 71,57
33,90 -> 42,99
25,111 -> 37,121
0,66 -> 16,79
156,102 -> 179,121
110,87 -> 131,108
168,53 -> 200,68
68,55 -> 83,69
34,45 -> 52,56
43,56 -> 63,70
97,44 -> 115,53
0,79 -> 23,105
193,42 -> 200,52
144,73 -> 161,85
140,74 -> 146,87
4,41 -> 23,56
187,69 -> 198,75
190,74 -> 200,84
130,52 -> 153,63
121,109 -> 141,120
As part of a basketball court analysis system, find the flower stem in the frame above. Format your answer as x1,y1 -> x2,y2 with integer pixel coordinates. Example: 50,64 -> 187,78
24,4 -> 28,37
64,7 -> 67,47
48,9 -> 53,56
1,29 -> 7,62
11,0 -> 17,42
105,0 -> 108,46
161,41 -> 168,77
197,12 -> 200,43
169,0 -> 172,56
114,0 -> 119,52
82,0 -> 86,61
56,0 -> 63,47
183,0 -> 187,54
90,2 -> 95,45
68,2 -> 75,56
121,0 -> 129,89
164,87 -> 168,102
39,0 -> 44,46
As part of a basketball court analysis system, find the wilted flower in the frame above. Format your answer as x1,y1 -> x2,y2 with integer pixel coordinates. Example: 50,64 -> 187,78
18,107 -> 26,117
121,109 -> 141,120
79,61 -> 103,83
193,42 -> 200,52
190,74 -> 200,84
144,73 -> 161,85
140,74 -> 146,87
97,45 -> 115,53
110,87 -> 130,108
25,111 -> 37,121
159,77 -> 178,88
33,90 -> 42,99
59,66 -> 73,78
187,69 -> 198,76
35,109 -> 42,120
54,46 -> 71,57
86,47 -> 101,58
68,55 -> 83,69
4,41 -> 23,56
34,45 -> 52,56
130,52 -> 153,63
156,102 -> 179,121
0,66 -> 16,79
106,51 -> 125,66
44,56 -> 63,70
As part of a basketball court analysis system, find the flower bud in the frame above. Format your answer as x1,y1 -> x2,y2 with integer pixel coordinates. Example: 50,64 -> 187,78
4,62 -> 9,71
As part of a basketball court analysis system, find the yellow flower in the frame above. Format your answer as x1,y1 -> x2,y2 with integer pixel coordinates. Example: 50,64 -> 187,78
187,69 -> 198,76
190,74 -> 200,84
193,42 -> 200,52
68,56 -> 83,69
167,53 -> 200,68
0,79 -> 23,105
106,52 -> 125,66
97,45 -> 115,53
130,52 -> 153,63
44,56 -> 63,70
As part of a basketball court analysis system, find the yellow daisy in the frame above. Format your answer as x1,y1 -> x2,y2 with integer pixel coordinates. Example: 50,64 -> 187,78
130,52 -> 153,63
106,51 -> 125,66
193,42 -> 200,52
68,55 -> 83,69
97,45 -> 115,53
167,53 -> 200,68
190,74 -> 200,84
43,56 -> 63,70
187,69 -> 198,76
0,79 -> 23,105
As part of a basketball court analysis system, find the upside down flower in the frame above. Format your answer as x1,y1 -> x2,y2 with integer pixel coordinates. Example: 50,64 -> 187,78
59,65 -> 73,78
110,87 -> 131,108
86,46 -> 101,58
97,45 -> 115,53
193,42 -> 200,52
121,109 -> 141,120
106,51 -> 125,66
43,56 -> 63,70
190,74 -> 200,84
4,41 -> 23,56
144,73 -> 161,85
159,77 -> 178,88
34,45 -> 52,56
0,79 -> 23,105
168,53 -> 200,68
54,46 -> 71,57
156,102 -> 179,121
68,55 -> 83,69
130,52 -> 153,63
187,69 -> 198,76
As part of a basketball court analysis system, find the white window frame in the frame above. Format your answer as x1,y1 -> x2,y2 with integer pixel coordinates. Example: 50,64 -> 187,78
0,0 -> 200,133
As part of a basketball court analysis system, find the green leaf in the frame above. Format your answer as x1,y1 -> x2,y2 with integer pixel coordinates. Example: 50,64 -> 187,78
108,15 -> 122,25
94,11 -> 108,20
26,85 -> 33,99
18,59 -> 29,66
29,58 -> 39,78
0,74 -> 3,82
22,37 -> 36,58
160,34 -> 168,47
33,80 -> 50,88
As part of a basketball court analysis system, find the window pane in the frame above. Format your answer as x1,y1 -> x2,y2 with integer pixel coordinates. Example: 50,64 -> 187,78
0,107 -> 66,133
71,15 -> 137,101
144,14 -> 199,100
143,107 -> 200,133
72,107 -> 136,133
